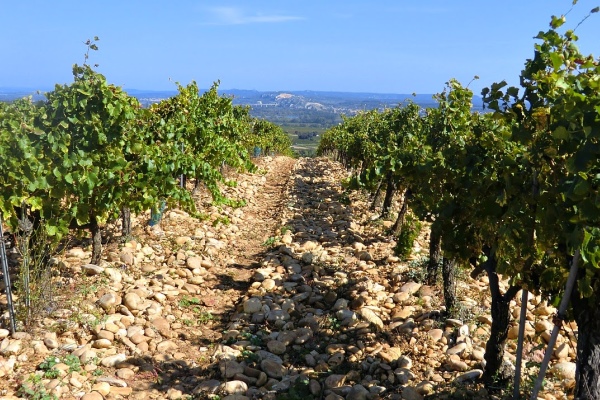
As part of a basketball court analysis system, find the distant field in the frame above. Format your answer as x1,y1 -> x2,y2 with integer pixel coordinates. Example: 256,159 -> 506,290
280,124 -> 327,156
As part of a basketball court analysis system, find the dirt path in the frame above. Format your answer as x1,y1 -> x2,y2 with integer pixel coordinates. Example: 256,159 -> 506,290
195,156 -> 299,317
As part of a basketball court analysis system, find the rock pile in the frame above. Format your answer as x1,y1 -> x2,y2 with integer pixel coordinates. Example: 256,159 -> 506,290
0,157 -> 577,400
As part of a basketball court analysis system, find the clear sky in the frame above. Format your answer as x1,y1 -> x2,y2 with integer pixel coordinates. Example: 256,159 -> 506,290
1,1 -> 599,96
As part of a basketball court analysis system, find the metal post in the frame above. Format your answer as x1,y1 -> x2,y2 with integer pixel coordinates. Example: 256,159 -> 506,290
530,249 -> 580,400
180,142 -> 185,188
0,214 -> 17,334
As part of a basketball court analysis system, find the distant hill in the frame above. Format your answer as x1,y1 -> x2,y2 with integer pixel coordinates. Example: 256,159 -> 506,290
0,86 -> 483,111
0,86 -> 484,157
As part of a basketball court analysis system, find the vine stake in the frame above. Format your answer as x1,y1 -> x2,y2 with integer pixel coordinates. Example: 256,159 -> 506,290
0,214 -> 17,334
530,249 -> 580,399
513,288 -> 528,399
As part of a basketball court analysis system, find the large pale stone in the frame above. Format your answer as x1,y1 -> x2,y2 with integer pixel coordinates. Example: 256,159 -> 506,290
551,362 -> 576,380
97,293 -> 120,311
400,281 -> 421,295
82,264 -> 104,276
220,380 -> 248,395
101,353 -> 127,367
454,369 -> 483,383
124,292 -> 143,311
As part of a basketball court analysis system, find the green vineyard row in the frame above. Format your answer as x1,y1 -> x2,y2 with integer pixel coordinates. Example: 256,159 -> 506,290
317,11 -> 600,397
0,52 -> 292,264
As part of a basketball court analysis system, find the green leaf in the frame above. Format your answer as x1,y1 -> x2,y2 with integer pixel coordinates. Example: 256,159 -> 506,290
552,126 -> 569,140
46,224 -> 58,236
573,179 -> 590,196
550,15 -> 566,29
549,53 -> 563,70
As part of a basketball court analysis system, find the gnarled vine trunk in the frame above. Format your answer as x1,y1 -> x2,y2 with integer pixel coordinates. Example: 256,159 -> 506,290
121,207 -> 131,238
391,189 -> 412,236
90,215 -> 102,265
370,179 -> 385,211
482,250 -> 520,385
427,221 -> 442,285
380,172 -> 397,219
442,257 -> 457,317
572,290 -> 600,399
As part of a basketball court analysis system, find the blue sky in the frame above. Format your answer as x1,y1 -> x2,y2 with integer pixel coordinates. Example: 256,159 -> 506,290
1,1 -> 599,96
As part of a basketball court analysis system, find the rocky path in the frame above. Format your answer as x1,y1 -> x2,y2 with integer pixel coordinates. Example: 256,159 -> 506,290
0,157 -> 578,400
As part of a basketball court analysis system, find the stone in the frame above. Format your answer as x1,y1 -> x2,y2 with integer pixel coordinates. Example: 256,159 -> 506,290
116,368 -> 135,379
97,292 -> 120,311
0,340 -> 21,355
402,387 -> 423,400
96,376 -> 128,387
446,319 -> 463,327
82,263 -> 104,275
554,342 -> 569,359
427,329 -> 443,342
309,379 -> 322,396
220,380 -> 248,395
347,384 -> 369,400
101,353 -> 127,367
43,336 -> 59,350
262,279 -> 277,290
471,347 -> 485,361
243,298 -> 262,314
176,236 -> 192,245
394,368 -> 416,385
324,374 -> 346,389
124,292 -> 143,311
97,330 -> 115,341
193,379 -> 221,395
398,355 -> 413,369
112,387 -> 133,396
551,361 -> 576,380
79,349 -> 98,364
267,340 -> 286,355
261,359 -> 286,378
302,252 -> 314,264
92,339 -> 112,349
266,309 -> 290,322
149,317 -> 171,337
104,267 -> 122,283
446,343 -> 467,356
379,347 -> 403,363
400,281 -> 421,295
81,392 -> 104,400
415,381 -> 435,396
186,256 -> 202,269
156,340 -> 178,353
91,382 -> 111,396
454,369 -> 483,383
120,251 -> 135,265
393,292 -> 411,304
213,344 -> 242,361
220,360 -> 245,379
446,356 -> 469,372
332,298 -> 349,311
358,307 -> 384,330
